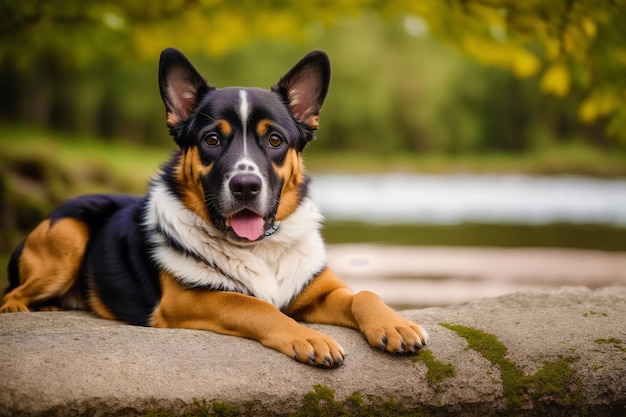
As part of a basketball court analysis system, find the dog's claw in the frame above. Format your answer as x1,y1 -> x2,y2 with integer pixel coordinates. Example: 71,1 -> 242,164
290,335 -> 345,368
365,321 -> 429,355
0,301 -> 30,313
406,342 -> 418,354
378,335 -> 388,351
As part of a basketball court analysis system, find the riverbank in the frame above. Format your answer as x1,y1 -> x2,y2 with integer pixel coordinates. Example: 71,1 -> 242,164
327,244 -> 626,307
2,245 -> 624,309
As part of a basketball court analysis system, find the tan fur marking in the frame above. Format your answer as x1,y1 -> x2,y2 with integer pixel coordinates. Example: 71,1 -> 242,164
273,149 -> 305,221
284,267 -> 358,329
175,148 -> 213,223
88,289 -> 117,320
256,119 -> 273,136
0,218 -> 89,313
305,115 -> 319,129
151,271 -> 345,366
152,271 -> 287,334
167,112 -> 179,126
217,119 -> 232,136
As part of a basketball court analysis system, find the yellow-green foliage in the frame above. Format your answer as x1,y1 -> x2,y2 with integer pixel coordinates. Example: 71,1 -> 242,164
3,1 -> 626,143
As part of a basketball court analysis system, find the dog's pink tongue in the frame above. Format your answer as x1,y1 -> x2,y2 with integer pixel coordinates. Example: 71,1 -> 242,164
230,211 -> 265,241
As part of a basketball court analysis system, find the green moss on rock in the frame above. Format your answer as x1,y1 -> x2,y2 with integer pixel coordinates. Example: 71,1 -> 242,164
530,359 -> 586,413
145,385 -> 426,417
290,384 -> 349,417
146,399 -> 243,417
595,338 -> 626,353
290,384 -> 424,417
440,322 -> 587,416
583,311 -> 607,318
412,349 -> 456,389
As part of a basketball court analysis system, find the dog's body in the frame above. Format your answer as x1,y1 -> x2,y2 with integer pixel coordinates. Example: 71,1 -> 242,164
1,49 -> 428,366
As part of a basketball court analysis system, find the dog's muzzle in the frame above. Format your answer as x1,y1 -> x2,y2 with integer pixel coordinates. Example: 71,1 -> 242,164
223,172 -> 270,242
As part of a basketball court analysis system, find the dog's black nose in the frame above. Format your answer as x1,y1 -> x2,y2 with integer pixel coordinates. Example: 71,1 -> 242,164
229,174 -> 262,201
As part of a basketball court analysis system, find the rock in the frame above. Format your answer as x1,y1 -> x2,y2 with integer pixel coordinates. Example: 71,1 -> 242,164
1,286 -> 625,416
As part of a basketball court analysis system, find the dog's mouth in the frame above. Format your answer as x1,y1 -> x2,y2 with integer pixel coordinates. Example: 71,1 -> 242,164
226,209 -> 266,242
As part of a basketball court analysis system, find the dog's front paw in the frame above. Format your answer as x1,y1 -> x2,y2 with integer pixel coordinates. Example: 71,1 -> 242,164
363,319 -> 429,355
290,333 -> 346,367
269,327 -> 346,367
0,301 -> 30,313
352,291 -> 428,355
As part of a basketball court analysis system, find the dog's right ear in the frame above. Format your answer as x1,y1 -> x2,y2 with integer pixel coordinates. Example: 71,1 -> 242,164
272,51 -> 330,132
159,48 -> 213,128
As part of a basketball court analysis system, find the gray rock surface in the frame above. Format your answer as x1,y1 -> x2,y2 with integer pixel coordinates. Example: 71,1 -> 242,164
1,286 -> 625,416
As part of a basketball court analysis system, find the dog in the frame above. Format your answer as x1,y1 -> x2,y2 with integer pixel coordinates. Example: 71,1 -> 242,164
1,48 -> 428,367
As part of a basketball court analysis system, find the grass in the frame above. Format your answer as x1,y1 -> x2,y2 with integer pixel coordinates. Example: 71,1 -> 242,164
303,143 -> 626,177
0,125 -> 168,194
3,124 -> 626,179
322,221 -> 626,252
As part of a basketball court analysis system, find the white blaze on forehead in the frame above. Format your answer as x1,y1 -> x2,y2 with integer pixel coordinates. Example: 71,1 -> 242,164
238,89 -> 250,157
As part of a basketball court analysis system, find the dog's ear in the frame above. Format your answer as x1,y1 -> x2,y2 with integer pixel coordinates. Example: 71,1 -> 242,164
159,48 -> 213,127
272,51 -> 330,131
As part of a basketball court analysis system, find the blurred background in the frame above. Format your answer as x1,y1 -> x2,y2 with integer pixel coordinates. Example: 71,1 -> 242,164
1,1 -> 625,307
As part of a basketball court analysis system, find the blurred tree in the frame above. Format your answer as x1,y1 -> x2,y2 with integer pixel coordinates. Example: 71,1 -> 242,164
0,0 -> 624,145
404,0 -> 626,143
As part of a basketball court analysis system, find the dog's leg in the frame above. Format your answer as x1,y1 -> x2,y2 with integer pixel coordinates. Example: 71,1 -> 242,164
285,267 -> 428,354
0,218 -> 89,313
151,272 -> 346,367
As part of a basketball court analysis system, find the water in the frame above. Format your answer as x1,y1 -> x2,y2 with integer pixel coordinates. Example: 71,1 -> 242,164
309,174 -> 626,225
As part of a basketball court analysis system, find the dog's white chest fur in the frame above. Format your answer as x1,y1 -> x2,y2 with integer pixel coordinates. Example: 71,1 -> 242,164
144,180 -> 327,309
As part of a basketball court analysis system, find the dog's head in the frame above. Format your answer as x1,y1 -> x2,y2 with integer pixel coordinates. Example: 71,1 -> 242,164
158,48 -> 330,244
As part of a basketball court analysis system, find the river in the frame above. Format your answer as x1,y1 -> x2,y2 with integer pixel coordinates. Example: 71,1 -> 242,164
310,174 -> 626,306
309,174 -> 626,225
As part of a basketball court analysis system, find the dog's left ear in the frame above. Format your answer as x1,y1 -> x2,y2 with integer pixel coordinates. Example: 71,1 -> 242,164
272,51 -> 330,131
159,48 -> 213,128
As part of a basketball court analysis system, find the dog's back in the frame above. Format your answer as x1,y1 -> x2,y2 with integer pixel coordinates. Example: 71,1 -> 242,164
5,194 -> 146,314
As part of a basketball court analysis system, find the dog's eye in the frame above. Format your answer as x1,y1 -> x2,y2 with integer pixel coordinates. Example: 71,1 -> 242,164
268,134 -> 283,148
204,133 -> 220,147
